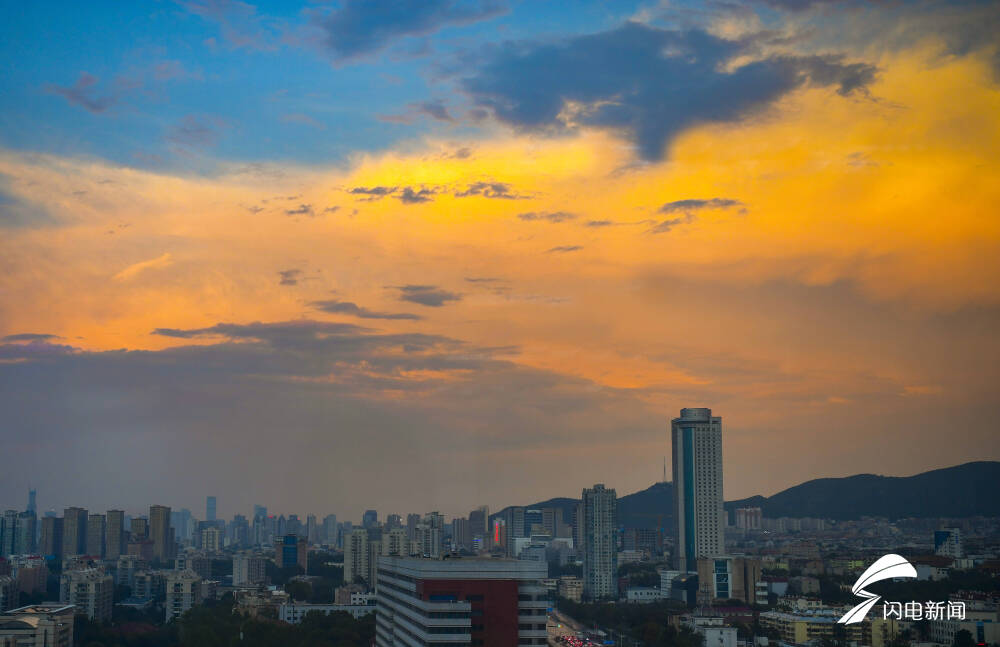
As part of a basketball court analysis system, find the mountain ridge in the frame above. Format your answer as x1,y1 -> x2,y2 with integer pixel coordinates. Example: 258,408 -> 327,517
491,461 -> 1000,529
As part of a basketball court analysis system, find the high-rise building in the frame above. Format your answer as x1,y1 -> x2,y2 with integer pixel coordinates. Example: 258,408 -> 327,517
0,576 -> 17,612
274,535 -> 307,571
253,505 -> 267,519
734,507 -> 762,531
322,514 -> 338,545
27,490 -> 36,515
343,528 -> 370,586
696,556 -> 762,605
165,570 -> 203,621
375,556 -> 549,647
672,407 -> 724,572
0,604 -> 75,647
405,513 -> 420,541
59,568 -> 113,622
385,514 -> 402,531
581,484 -> 617,600
105,510 -> 125,560
40,516 -> 63,558
206,496 -> 217,522
201,527 -> 223,553
306,514 -> 318,544
468,506 -> 489,548
85,515 -> 105,559
1,511 -> 35,557
934,527 -> 963,559
381,528 -> 408,557
417,512 -> 444,558
362,510 -> 378,529
130,517 -> 149,541
453,517 -> 471,549
232,554 -> 268,587
149,505 -> 174,562
61,508 -> 88,559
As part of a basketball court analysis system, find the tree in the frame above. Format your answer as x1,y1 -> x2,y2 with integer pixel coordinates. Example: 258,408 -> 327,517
954,629 -> 975,647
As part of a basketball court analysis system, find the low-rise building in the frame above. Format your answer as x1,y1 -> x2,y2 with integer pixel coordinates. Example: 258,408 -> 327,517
0,604 -> 75,647
278,602 -> 374,623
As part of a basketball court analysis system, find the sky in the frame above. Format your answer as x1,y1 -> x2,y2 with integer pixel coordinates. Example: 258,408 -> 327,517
1,0 -> 999,522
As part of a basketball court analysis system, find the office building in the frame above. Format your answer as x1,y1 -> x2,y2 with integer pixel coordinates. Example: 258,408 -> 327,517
363,510 -> 378,529
165,570 -> 203,621
0,604 -> 75,647
59,568 -> 113,622
697,556 -> 763,605
375,556 -> 549,647
581,484 -> 617,600
39,517 -> 63,558
468,506 -> 488,548
672,407 -> 725,571
130,517 -> 149,541
149,505 -> 174,562
61,508 -> 88,559
206,496 -> 216,523
385,514 -> 402,531
85,515 -> 105,559
233,554 -> 267,587
417,512 -> 444,558
274,534 -> 307,571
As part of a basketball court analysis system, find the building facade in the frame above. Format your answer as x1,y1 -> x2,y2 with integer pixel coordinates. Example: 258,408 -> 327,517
375,556 -> 549,647
0,604 -> 75,647
59,568 -> 113,622
672,407 -> 724,571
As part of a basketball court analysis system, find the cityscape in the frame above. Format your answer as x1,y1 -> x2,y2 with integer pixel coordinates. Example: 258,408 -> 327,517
1,408 -> 998,646
2,0 -> 1000,646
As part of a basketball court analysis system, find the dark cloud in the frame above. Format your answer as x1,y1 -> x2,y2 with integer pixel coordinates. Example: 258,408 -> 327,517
460,21 -> 877,160
391,285 -> 463,307
325,206 -> 341,214
397,187 -> 436,204
659,198 -> 745,214
45,72 -> 117,113
464,277 -> 502,283
546,245 -> 583,253
517,211 -> 576,223
413,99 -> 454,122
585,220 -> 614,227
310,299 -> 423,320
454,182 -> 525,199
278,269 -> 302,286
166,115 -> 224,148
152,320 -> 368,340
285,204 -> 315,216
649,217 -> 690,234
349,186 -> 398,200
311,0 -> 507,62
2,333 -> 61,342
0,340 -> 77,359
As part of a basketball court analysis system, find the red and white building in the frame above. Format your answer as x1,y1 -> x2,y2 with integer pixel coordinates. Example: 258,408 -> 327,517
375,556 -> 549,647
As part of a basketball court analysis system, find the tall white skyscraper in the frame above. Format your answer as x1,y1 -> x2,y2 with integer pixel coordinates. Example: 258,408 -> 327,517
581,483 -> 617,600
671,407 -> 724,572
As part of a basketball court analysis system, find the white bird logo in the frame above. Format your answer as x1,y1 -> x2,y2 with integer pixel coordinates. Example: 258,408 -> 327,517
838,554 -> 917,624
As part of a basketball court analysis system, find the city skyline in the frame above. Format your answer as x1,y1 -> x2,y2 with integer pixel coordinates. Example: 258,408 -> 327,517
3,1 -> 1000,520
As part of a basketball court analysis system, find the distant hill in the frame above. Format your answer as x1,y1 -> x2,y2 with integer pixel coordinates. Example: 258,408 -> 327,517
492,461 -> 1000,530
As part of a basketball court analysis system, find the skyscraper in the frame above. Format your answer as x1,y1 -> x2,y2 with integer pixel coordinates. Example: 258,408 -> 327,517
61,507 -> 88,558
149,505 -> 174,562
344,528 -> 370,585
362,510 -> 378,529
206,496 -> 216,522
105,510 -> 125,560
86,514 -> 106,558
27,490 -> 36,515
581,484 -> 617,600
671,407 -> 724,572
40,516 -> 63,557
